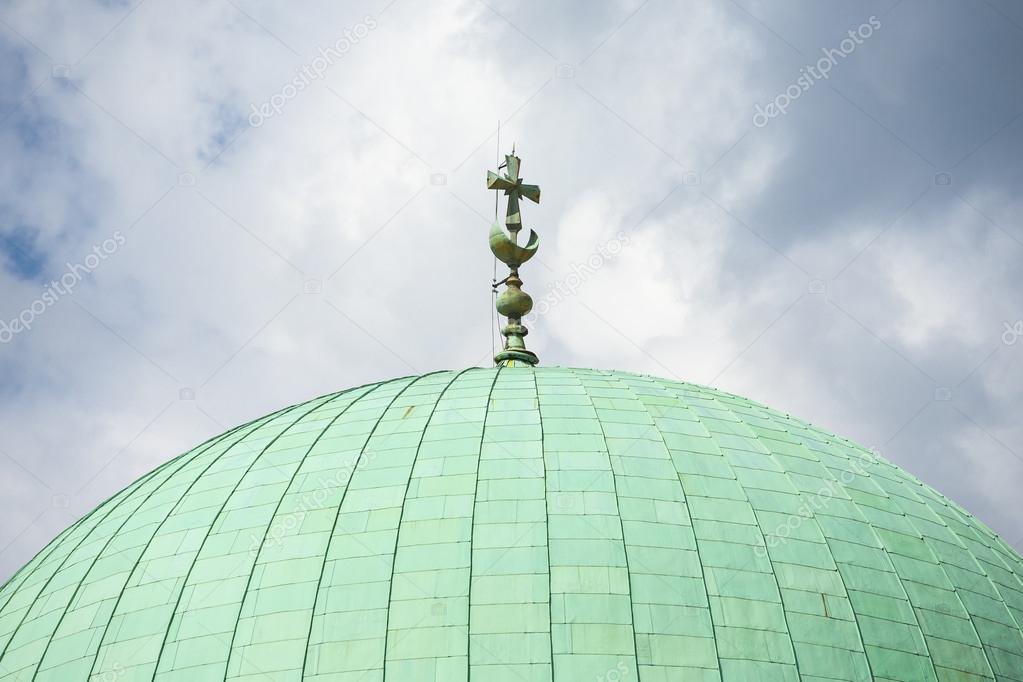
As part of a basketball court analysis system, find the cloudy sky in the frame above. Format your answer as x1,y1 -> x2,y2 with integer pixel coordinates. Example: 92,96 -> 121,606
0,0 -> 1021,581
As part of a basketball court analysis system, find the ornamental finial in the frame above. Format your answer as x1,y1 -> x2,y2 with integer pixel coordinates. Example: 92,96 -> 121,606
488,149 -> 541,366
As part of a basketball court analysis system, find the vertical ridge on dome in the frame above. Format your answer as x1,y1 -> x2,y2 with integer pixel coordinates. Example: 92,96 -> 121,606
136,395 -> 335,680
585,368 -> 721,679
0,526 -> 69,619
378,369 -> 469,676
148,391 -> 360,680
768,405 -> 943,681
537,368 -> 641,679
219,381 -> 383,678
81,399 -> 312,682
0,430 -> 228,680
462,365 -> 508,675
28,424 -> 256,681
302,371 -> 456,679
580,369 -> 644,678
40,406 -> 308,681
0,464 -> 167,677
0,488 -> 104,617
0,415 -> 232,615
805,438 -> 944,682
856,453 -> 1001,680
656,378 -> 803,681
706,387 -> 876,680
0,400 -> 296,666
609,370 -> 726,678
811,422 -> 957,679
382,368 -> 493,679
468,366 -> 550,679
295,373 -> 426,679
902,482 -> 1023,679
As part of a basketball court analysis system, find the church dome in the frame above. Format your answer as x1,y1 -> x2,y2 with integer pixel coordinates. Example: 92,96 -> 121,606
1,367 -> 1022,681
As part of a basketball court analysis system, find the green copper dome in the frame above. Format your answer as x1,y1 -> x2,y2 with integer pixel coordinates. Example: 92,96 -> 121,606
2,367 -> 1022,681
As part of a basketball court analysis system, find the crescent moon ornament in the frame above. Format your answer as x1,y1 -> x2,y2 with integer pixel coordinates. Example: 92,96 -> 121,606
489,222 -> 539,268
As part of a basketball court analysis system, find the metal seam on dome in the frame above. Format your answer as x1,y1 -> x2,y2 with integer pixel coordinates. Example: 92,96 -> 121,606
592,369 -> 679,676
956,516 -> 1023,635
901,477 -> 1023,673
27,421 -> 251,681
589,369 -> 675,676
0,455 -> 172,672
570,369 -> 642,678
464,368 -> 547,676
536,369 -> 570,678
675,384 -> 802,678
904,469 -> 1023,616
786,423 -> 943,680
465,364 -> 503,679
537,367 -> 554,676
658,379 -> 803,678
217,390 -> 363,490
992,547 -> 1023,604
613,372 -> 724,678
821,462 -> 945,680
298,371 -> 439,679
715,392 -> 876,680
80,399 -> 312,682
0,515 -> 80,615
381,367 -> 474,681
801,437 -> 937,677
147,392 -> 345,680
968,548 -> 1023,671
298,374 -> 424,410
0,447 -> 183,610
0,421 -> 213,605
871,464 -> 1001,678
594,369 -> 733,677
944,495 -> 1023,568
221,381 -> 383,677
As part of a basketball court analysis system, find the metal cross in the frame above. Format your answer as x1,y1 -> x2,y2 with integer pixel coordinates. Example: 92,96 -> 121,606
487,152 -> 541,235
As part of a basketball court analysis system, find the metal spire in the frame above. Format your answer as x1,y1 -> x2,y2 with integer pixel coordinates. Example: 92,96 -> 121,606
488,148 -> 541,366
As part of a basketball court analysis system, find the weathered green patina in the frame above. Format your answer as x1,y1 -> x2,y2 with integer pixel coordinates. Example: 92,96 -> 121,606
2,367 -> 1022,681
489,149 -> 541,367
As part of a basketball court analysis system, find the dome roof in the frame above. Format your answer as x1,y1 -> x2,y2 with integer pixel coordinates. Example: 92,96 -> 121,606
2,367 -> 1022,681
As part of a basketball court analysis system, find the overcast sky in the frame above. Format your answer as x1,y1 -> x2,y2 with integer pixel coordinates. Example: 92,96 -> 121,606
0,0 -> 1021,581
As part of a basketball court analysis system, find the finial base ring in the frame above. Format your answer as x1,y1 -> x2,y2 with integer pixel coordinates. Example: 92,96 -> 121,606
495,349 -> 539,367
